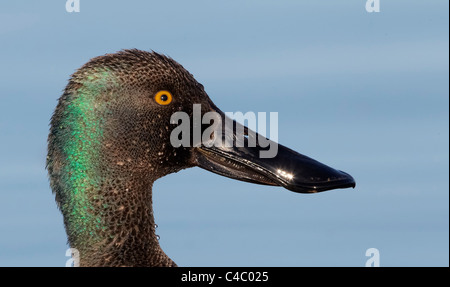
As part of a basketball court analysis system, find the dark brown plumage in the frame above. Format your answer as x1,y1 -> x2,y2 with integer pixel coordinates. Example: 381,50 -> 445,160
47,50 -> 209,266
47,49 -> 355,267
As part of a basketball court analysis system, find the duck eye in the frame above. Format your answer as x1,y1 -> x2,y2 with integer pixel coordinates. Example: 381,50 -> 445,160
154,90 -> 173,105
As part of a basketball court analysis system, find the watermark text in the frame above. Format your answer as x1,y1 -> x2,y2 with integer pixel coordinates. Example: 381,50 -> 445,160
66,0 -> 80,13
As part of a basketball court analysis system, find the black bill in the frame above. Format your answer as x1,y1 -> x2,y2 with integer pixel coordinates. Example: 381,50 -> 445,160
193,113 -> 355,194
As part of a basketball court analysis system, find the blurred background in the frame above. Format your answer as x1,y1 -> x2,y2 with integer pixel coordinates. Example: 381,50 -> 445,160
0,0 -> 448,266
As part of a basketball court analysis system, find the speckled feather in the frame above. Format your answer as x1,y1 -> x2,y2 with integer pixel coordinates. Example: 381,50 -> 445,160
47,50 -> 214,266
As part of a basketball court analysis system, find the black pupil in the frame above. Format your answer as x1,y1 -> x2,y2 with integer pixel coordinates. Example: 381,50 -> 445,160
160,94 -> 168,101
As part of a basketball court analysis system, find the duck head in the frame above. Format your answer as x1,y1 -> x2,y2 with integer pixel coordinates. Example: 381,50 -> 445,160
47,49 -> 355,266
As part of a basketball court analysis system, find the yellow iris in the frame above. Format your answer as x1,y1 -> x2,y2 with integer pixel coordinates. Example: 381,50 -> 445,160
154,90 -> 173,105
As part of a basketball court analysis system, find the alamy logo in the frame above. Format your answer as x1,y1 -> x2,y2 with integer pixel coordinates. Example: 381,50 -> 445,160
65,248 -> 80,267
366,0 -> 380,13
66,0 -> 80,13
365,248 -> 380,267
169,105 -> 279,158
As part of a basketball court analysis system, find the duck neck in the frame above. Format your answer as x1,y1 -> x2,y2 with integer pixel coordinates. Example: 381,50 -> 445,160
61,169 -> 175,266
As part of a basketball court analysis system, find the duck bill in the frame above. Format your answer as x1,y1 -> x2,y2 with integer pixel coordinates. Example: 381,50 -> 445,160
193,114 -> 355,193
